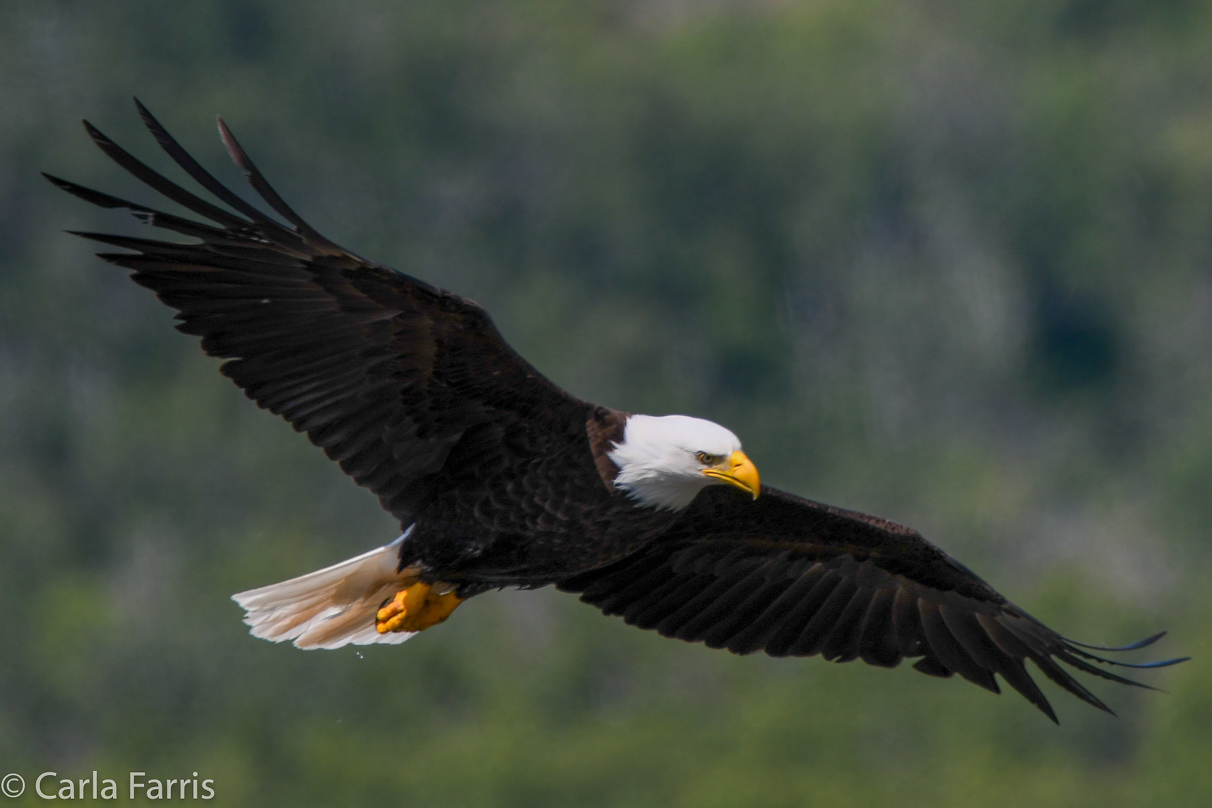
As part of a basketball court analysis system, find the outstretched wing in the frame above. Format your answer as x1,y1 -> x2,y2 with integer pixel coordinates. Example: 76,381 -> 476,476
558,486 -> 1184,721
46,99 -> 585,524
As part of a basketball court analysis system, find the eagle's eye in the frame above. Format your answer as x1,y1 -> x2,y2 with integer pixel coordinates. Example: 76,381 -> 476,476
696,451 -> 722,466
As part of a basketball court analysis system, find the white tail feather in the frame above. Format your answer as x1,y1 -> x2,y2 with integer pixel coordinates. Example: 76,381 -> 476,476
232,530 -> 422,650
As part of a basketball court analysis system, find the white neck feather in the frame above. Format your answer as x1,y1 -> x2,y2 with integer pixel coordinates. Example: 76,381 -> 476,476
611,463 -> 711,511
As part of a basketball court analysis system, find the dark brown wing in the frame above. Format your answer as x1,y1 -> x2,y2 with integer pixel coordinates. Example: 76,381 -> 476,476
45,99 -> 587,524
558,486 -> 1185,721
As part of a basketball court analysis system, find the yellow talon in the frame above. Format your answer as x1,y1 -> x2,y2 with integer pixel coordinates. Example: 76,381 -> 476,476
375,589 -> 411,633
375,582 -> 463,634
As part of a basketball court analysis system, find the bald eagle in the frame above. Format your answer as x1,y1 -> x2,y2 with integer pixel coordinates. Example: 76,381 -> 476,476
47,101 -> 1183,722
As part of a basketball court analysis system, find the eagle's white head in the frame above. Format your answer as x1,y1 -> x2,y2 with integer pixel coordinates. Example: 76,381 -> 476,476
608,414 -> 761,511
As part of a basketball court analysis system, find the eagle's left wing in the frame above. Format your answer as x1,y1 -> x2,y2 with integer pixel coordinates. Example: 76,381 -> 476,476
558,486 -> 1184,721
44,100 -> 592,528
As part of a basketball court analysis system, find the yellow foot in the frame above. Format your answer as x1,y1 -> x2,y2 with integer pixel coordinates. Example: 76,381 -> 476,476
376,582 -> 463,634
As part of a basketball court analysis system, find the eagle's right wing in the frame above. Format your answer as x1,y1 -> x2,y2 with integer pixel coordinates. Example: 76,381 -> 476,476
559,486 -> 1185,721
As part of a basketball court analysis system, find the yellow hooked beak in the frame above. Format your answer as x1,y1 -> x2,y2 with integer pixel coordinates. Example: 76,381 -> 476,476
702,450 -> 761,499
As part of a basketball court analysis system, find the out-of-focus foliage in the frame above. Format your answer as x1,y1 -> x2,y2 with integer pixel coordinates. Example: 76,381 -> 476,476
2,0 -> 1210,804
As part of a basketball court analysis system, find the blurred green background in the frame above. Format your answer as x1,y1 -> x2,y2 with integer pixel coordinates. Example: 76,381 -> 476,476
3,0 -> 1211,805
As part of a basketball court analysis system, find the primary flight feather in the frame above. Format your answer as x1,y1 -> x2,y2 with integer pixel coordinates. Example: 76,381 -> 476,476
46,100 -> 1184,722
